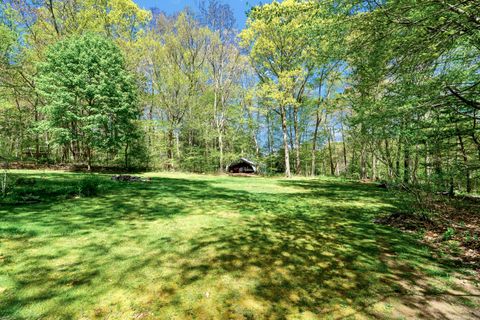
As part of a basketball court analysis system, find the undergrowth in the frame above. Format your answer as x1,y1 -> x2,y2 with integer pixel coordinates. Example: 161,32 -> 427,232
0,172 -> 111,204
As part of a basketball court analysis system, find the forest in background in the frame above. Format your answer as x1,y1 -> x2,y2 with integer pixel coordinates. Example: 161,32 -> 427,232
0,0 -> 479,194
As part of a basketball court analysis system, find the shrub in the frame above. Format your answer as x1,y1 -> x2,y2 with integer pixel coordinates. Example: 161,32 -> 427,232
1,174 -> 110,204
443,227 -> 455,241
76,176 -> 103,197
1,170 -> 17,198
1,169 -> 7,197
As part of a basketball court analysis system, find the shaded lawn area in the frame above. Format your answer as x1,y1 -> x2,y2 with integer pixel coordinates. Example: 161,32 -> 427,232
0,172 -> 479,319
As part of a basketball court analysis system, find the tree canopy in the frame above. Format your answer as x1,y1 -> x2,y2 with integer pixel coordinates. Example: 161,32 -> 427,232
36,33 -> 138,170
0,0 -> 478,193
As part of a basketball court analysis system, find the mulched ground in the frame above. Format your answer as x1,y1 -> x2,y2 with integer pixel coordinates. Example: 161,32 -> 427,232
375,194 -> 480,270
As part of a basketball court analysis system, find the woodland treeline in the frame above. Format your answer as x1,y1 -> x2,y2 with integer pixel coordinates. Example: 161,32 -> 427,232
0,0 -> 479,193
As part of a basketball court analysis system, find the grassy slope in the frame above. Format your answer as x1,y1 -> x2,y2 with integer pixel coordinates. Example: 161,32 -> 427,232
0,171 -> 479,319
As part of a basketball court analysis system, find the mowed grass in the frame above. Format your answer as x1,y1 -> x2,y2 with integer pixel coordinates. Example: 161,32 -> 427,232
0,171 -> 479,319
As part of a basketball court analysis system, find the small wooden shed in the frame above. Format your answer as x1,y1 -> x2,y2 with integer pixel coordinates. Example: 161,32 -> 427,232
227,158 -> 257,174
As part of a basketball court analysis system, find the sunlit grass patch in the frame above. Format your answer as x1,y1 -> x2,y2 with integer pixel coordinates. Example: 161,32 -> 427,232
0,171 -> 478,319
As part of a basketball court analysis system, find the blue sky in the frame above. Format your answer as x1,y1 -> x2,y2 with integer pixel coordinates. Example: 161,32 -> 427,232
133,0 -> 270,28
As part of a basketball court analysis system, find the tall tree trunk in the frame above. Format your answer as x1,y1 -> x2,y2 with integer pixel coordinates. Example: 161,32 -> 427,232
449,176 -> 455,197
472,111 -> 480,161
253,135 -> 260,158
350,147 -> 357,176
280,105 -> 291,178
70,141 -> 76,163
433,140 -> 443,185
167,128 -> 174,170
331,127 -> 338,175
311,83 -> 323,176
86,147 -> 92,171
62,144 -> 69,163
124,143 -> 129,169
218,131 -> 224,173
384,139 -> 393,178
246,106 -> 261,158
266,110 -> 274,171
176,132 -> 180,159
213,89 -> 224,173
293,106 -> 301,175
47,0 -> 61,35
288,108 -> 295,152
311,110 -> 322,176
412,144 -> 419,184
395,137 -> 401,179
322,153 -> 327,175
424,141 -> 430,181
327,124 -> 335,176
340,118 -> 347,170
403,144 -> 410,184
34,102 -> 40,162
266,110 -> 273,155
457,129 -> 471,193
360,143 -> 367,180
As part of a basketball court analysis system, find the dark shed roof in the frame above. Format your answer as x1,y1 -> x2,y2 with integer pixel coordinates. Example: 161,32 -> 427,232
227,158 -> 257,173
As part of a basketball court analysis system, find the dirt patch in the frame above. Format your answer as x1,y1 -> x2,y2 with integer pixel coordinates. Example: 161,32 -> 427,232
375,212 -> 434,231
373,246 -> 480,319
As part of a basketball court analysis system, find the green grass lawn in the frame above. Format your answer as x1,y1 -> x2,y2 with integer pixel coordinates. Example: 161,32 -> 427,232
1,171 -> 479,319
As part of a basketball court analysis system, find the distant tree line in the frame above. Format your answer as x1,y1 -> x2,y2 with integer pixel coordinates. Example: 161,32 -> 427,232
0,0 -> 478,193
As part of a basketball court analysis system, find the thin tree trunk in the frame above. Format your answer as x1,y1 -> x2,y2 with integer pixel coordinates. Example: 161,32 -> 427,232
351,147 -> 357,176
288,108 -> 295,152
218,132 -> 224,173
280,105 -> 291,178
86,147 -> 92,171
327,124 -> 335,176
311,82 -> 323,176
213,88 -> 224,173
472,111 -> 480,161
253,135 -> 260,158
311,110 -> 322,176
167,128 -> 174,170
34,102 -> 40,162
360,143 -> 367,180
433,141 -> 443,180
293,106 -> 301,175
449,176 -> 455,197
331,127 -> 338,175
124,143 -> 129,169
395,136 -> 401,179
266,110 -> 273,155
425,141 -> 430,181
412,144 -> 419,184
384,139 -> 393,178
457,129 -> 471,193
175,132 -> 180,159
403,144 -> 410,184
47,0 -> 61,35
340,118 -> 347,170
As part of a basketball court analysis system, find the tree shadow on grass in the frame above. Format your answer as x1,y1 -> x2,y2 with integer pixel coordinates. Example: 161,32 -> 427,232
176,207 -> 479,318
0,175 -> 479,319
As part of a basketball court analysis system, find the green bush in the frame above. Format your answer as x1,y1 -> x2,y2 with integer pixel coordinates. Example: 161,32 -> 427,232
1,174 -> 108,204
76,176 -> 103,197
443,227 -> 455,241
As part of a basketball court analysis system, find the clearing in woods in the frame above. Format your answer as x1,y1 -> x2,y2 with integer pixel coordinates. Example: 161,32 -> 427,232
0,171 -> 479,319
